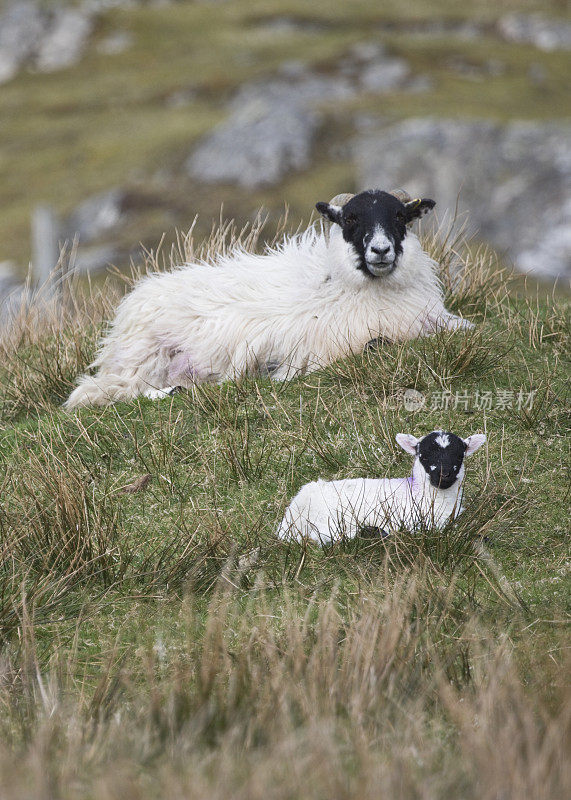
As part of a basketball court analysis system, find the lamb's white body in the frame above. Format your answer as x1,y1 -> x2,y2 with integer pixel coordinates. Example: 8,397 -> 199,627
66,224 -> 467,408
276,459 -> 465,545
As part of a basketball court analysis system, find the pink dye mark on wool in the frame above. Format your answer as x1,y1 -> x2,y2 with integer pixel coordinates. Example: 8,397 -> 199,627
167,351 -> 200,385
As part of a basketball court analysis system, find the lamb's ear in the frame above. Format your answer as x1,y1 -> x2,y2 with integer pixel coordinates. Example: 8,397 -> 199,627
403,198 -> 436,223
464,433 -> 486,455
316,202 -> 343,226
396,433 -> 419,455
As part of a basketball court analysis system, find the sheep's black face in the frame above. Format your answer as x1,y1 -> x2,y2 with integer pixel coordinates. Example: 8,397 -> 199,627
316,189 -> 436,278
417,431 -> 467,490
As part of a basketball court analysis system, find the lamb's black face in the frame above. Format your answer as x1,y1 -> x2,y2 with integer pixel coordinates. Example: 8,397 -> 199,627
316,189 -> 436,278
417,431 -> 467,490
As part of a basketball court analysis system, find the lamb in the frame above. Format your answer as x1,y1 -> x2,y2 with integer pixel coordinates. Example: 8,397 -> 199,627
276,430 -> 486,545
65,189 -> 472,409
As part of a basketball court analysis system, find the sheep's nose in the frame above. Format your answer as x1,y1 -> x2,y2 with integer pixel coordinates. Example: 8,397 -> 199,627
370,245 -> 391,257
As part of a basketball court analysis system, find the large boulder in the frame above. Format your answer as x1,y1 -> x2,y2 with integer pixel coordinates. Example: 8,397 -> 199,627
353,118 -> 571,279
187,75 -> 354,188
0,1 -> 94,84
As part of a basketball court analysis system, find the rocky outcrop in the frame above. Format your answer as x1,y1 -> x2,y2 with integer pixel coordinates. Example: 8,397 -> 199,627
66,189 -> 126,243
188,46 -> 417,188
187,76 -> 347,188
498,14 -> 571,51
353,119 -> 571,279
0,262 -> 24,320
0,1 -> 94,83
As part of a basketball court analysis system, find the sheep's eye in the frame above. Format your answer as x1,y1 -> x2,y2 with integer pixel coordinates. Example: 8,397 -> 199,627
344,214 -> 357,226
396,211 -> 405,223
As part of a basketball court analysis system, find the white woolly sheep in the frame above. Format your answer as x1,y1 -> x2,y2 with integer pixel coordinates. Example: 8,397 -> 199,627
65,189 -> 472,409
276,430 -> 486,545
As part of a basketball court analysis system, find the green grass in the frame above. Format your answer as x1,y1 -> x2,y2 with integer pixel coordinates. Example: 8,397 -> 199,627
0,213 -> 568,797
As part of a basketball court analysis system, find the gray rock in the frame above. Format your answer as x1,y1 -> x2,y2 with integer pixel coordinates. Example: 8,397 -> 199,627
188,47 -> 418,189
35,7 -> 93,72
0,1 -> 95,82
188,76 -> 355,188
498,13 -> 571,51
0,51 -> 20,84
353,119 -> 571,279
96,30 -> 134,56
359,58 -> 410,92
0,261 -> 21,297
348,41 -> 386,62
82,0 -> 137,10
71,244 -> 119,274
278,60 -> 309,79
0,1 -> 46,83
0,261 -> 26,325
67,189 -> 125,242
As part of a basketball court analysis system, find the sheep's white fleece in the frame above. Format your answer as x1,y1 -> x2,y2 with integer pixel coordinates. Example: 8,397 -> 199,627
276,460 -> 465,545
65,224 -> 465,408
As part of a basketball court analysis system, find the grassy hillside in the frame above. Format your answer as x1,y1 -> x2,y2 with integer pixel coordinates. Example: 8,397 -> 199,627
1,0 -> 570,274
0,215 -> 568,797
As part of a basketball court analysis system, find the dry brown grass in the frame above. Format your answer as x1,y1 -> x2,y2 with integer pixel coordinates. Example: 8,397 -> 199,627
0,211 -> 568,799
0,571 -> 567,800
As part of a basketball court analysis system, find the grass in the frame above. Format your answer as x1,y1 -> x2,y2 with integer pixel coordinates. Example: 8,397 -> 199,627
0,210 -> 568,797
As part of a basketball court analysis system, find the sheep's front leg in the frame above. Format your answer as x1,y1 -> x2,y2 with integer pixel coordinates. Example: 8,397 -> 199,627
143,350 -> 204,399
358,525 -> 390,539
421,311 -> 474,336
265,358 -> 310,382
364,336 -> 393,352
144,386 -> 180,400
443,313 -> 474,331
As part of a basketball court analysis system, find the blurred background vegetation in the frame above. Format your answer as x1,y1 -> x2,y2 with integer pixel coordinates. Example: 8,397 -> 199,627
0,0 -> 569,301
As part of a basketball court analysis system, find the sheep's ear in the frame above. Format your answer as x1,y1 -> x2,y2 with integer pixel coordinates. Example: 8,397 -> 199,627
396,433 -> 419,455
316,202 -> 343,226
403,198 -> 436,223
464,433 -> 486,455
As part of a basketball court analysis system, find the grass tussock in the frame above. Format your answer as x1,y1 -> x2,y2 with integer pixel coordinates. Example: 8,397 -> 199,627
0,273 -> 118,422
0,573 -> 567,799
0,211 -> 568,798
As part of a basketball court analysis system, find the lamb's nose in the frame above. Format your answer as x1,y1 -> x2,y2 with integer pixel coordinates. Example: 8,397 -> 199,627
370,245 -> 391,257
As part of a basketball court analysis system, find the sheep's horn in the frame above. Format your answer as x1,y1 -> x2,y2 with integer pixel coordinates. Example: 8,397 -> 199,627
389,188 -> 413,203
327,189 -> 413,206
321,194 -> 355,242
328,193 -> 355,207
